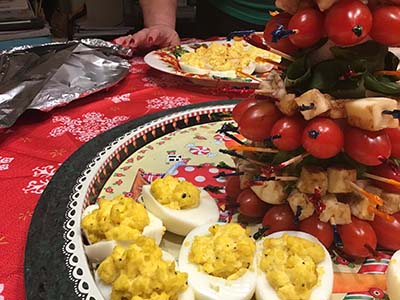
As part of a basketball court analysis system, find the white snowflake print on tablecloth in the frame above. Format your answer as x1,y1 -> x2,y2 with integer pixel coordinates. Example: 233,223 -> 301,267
146,96 -> 191,110
49,112 -> 129,142
129,57 -> 145,65
142,73 -> 185,88
0,283 -> 4,300
0,156 -> 14,171
106,93 -> 131,104
22,164 -> 60,194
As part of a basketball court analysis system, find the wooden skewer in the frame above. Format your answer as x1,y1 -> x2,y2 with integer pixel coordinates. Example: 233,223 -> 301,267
364,173 -> 400,188
367,205 -> 395,222
227,145 -> 278,153
349,182 -> 384,206
374,70 -> 400,76
236,69 -> 262,82
275,176 -> 298,181
280,153 -> 310,168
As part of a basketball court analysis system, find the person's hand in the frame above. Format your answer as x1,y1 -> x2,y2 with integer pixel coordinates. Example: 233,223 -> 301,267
115,25 -> 180,51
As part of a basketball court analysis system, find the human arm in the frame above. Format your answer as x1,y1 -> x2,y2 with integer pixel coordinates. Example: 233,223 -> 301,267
115,0 -> 180,51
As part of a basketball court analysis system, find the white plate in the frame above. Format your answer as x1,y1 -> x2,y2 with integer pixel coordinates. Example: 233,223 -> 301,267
144,40 -> 271,88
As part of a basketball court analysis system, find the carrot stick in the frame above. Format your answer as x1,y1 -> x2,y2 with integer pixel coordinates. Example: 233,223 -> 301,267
333,272 -> 386,293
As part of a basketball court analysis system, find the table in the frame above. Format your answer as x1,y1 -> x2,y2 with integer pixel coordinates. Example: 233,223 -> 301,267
0,53 -> 243,300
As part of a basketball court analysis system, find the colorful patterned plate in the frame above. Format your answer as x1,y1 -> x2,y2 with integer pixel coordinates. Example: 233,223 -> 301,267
24,100 -> 393,300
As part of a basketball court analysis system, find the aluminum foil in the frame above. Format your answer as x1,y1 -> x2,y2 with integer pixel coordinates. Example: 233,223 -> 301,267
0,39 -> 133,128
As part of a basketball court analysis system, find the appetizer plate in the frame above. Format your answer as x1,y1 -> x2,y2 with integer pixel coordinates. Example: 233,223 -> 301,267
24,100 -> 392,300
144,40 -> 267,88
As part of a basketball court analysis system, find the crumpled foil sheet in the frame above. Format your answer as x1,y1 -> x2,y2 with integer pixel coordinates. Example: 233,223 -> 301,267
0,39 -> 133,128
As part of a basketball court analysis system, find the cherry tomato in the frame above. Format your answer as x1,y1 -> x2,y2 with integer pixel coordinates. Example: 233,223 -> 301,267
370,212 -> 400,250
302,118 -> 344,159
299,214 -> 334,248
370,6 -> 400,46
344,127 -> 391,166
338,217 -> 377,258
232,98 -> 261,123
288,8 -> 325,48
324,0 -> 372,46
238,101 -> 281,142
271,116 -> 305,151
225,176 -> 242,202
264,13 -> 299,55
371,163 -> 400,193
384,127 -> 400,158
237,189 -> 269,218
262,204 -> 298,234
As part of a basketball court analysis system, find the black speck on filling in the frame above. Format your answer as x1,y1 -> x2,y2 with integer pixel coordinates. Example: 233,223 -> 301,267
181,193 -> 187,198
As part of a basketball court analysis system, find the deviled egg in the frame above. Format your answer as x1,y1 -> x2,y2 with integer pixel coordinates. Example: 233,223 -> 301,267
255,231 -> 333,300
95,235 -> 194,300
81,195 -> 165,263
178,222 -> 257,300
142,175 -> 219,236
179,41 -> 257,78
387,249 -> 400,300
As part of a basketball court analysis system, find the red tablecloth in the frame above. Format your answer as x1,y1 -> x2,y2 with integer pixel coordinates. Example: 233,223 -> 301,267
0,55 -> 244,300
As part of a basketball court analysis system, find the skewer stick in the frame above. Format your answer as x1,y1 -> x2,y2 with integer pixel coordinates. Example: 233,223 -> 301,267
226,145 -> 279,153
364,173 -> 400,188
280,153 -> 310,168
236,69 -> 262,82
348,182 -> 384,206
367,206 -> 395,222
374,70 -> 400,76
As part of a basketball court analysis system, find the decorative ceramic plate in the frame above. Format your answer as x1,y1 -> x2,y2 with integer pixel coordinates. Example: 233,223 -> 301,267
25,100 -> 393,300
144,40 -> 272,88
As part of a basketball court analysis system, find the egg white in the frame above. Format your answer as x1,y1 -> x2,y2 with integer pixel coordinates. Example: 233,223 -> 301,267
95,250 -> 195,300
387,249 -> 400,300
254,61 -> 274,74
255,231 -> 333,300
142,185 -> 220,236
178,222 -> 257,300
82,203 -> 165,263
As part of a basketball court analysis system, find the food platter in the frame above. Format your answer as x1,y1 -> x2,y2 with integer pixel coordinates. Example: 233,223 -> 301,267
144,40 -> 277,88
24,99 -> 397,300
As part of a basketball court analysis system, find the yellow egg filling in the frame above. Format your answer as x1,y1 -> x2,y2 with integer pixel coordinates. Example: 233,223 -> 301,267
179,41 -> 280,72
81,195 -> 150,243
188,223 -> 256,280
150,175 -> 200,210
97,236 -> 188,300
260,234 -> 325,300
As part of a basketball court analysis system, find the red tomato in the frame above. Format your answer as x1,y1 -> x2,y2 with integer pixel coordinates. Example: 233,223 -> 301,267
264,13 -> 299,55
237,189 -> 269,218
299,214 -> 334,248
370,6 -> 400,46
338,217 -> 377,257
262,204 -> 298,234
384,127 -> 400,158
288,8 -> 325,48
338,217 -> 377,258
232,98 -> 261,123
324,0 -> 373,46
238,101 -> 281,142
225,176 -> 242,202
344,127 -> 391,166
302,118 -> 344,159
371,163 -> 400,193
370,212 -> 400,250
271,116 -> 305,151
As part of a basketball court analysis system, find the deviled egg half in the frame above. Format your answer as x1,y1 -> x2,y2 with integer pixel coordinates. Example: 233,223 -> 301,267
178,222 -> 257,300
387,249 -> 400,300
95,235 -> 194,300
81,195 -> 165,263
142,175 -> 219,236
255,231 -> 333,300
